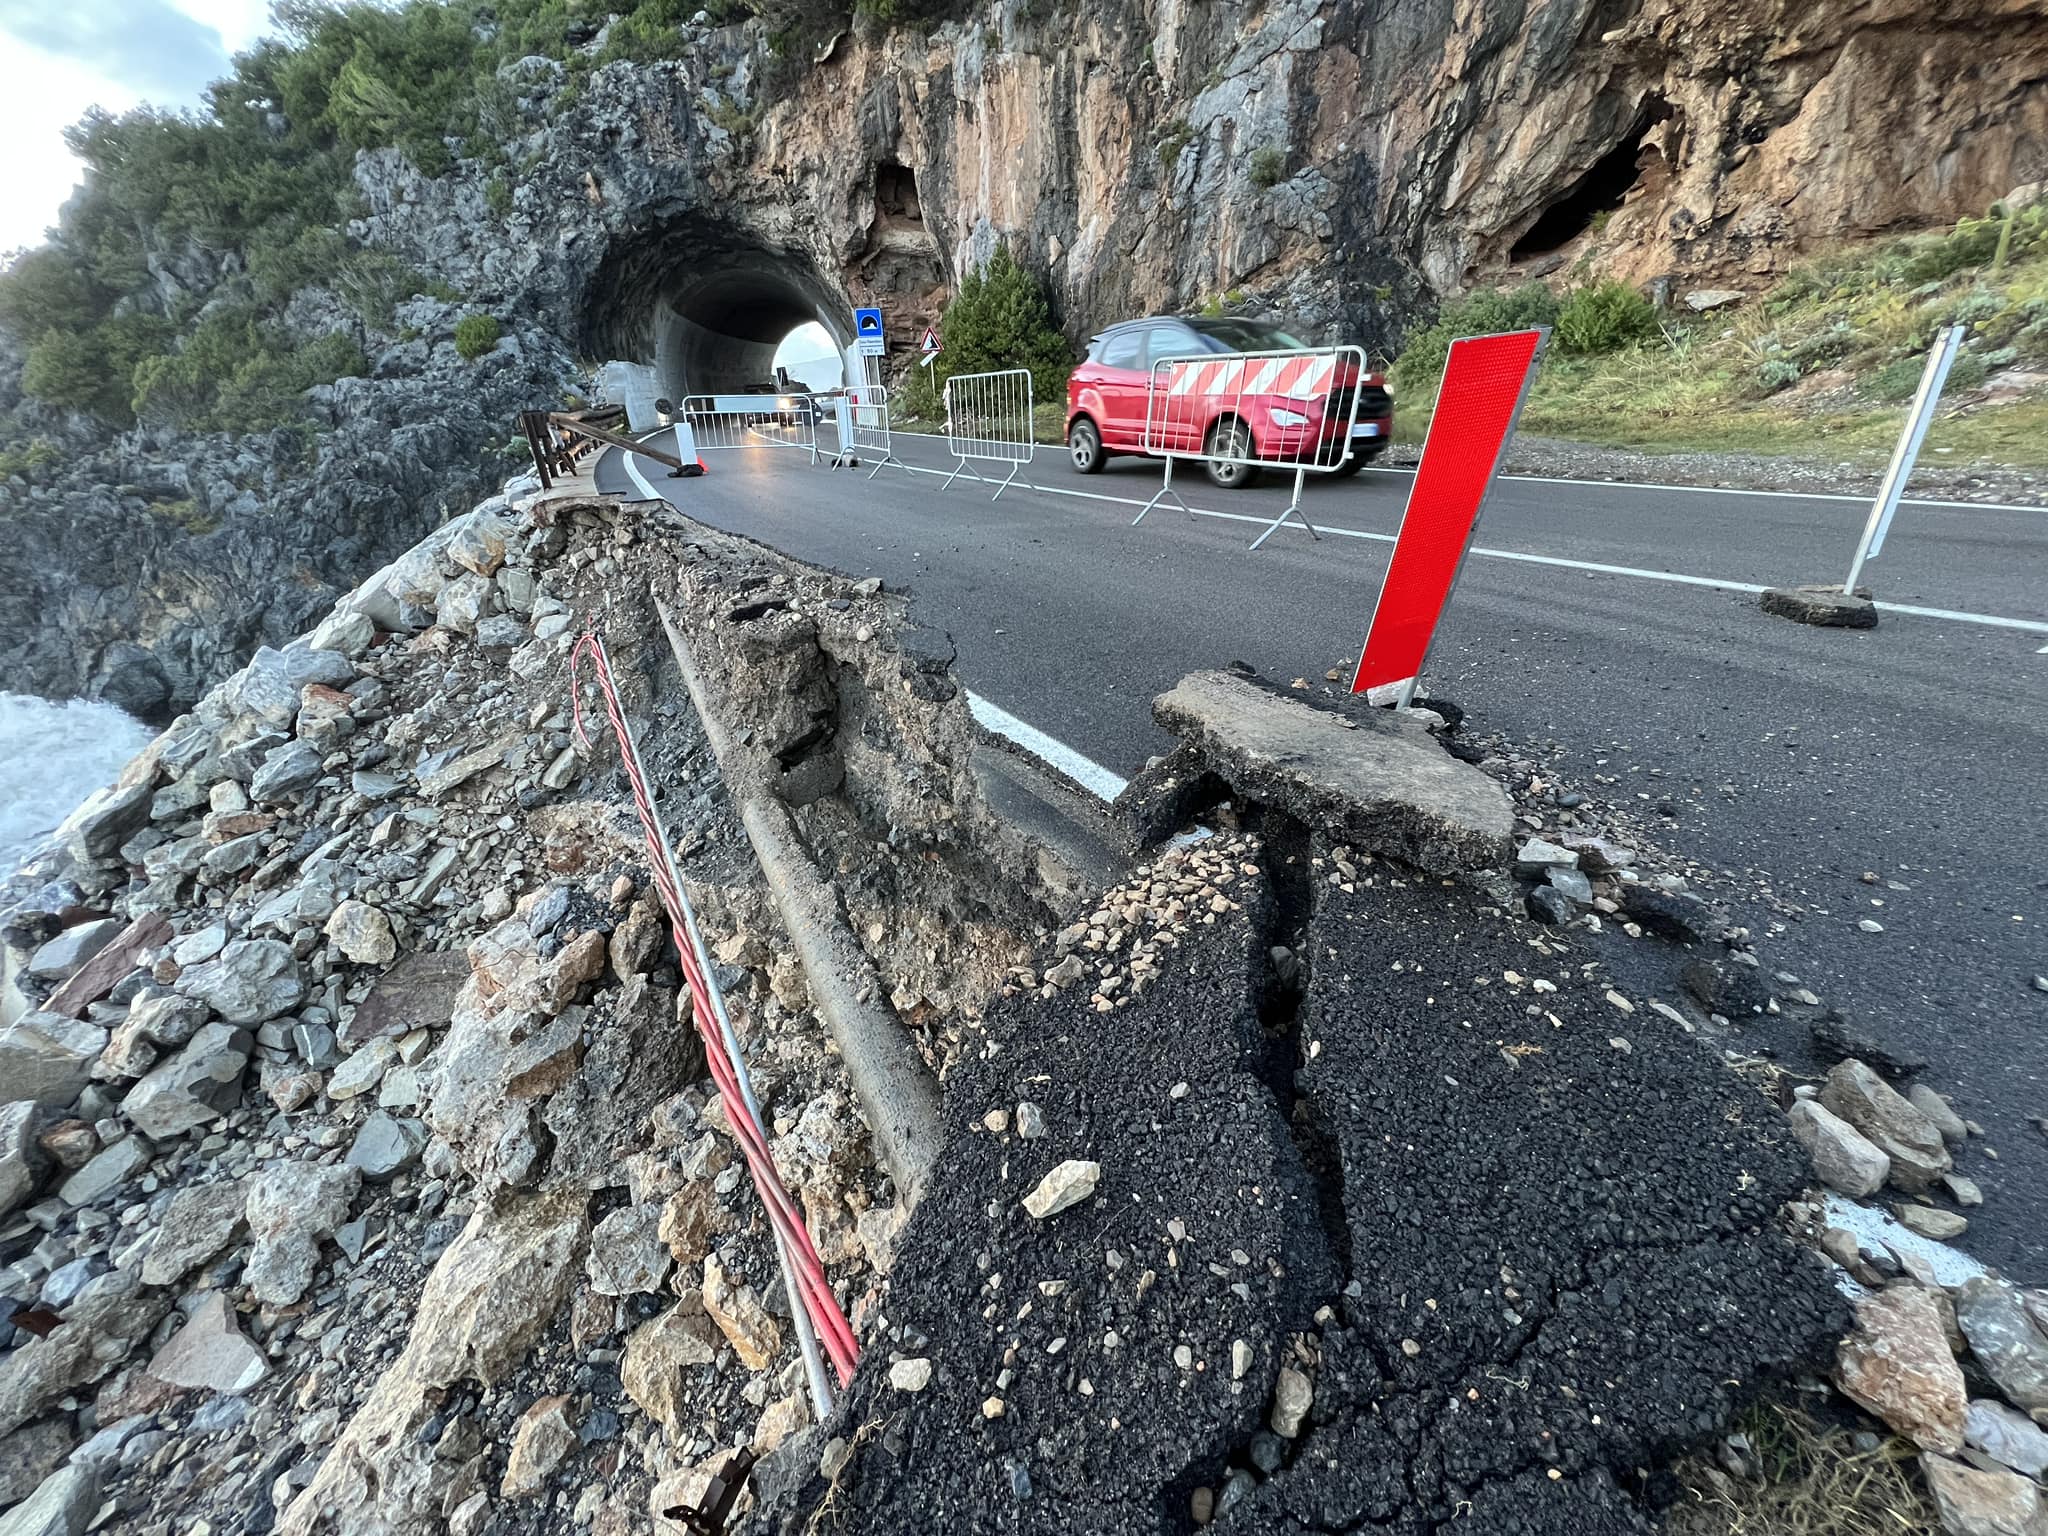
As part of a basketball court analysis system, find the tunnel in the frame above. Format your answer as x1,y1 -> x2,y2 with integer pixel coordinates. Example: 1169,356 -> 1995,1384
580,216 -> 855,401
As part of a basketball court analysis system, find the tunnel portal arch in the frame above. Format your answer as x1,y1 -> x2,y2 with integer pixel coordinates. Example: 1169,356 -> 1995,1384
581,217 -> 857,401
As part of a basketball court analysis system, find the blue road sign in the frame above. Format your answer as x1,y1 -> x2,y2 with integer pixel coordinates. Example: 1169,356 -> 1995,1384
854,307 -> 886,357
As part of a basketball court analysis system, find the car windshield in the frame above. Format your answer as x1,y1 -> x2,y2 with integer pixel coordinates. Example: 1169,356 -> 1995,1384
1184,318 -> 1312,353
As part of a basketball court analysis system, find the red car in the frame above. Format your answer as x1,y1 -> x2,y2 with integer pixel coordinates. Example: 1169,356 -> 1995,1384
1065,315 -> 1393,488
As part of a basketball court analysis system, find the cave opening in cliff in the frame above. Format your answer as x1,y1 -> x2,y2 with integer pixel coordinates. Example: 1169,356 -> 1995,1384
1509,103 -> 1669,261
580,217 -> 853,401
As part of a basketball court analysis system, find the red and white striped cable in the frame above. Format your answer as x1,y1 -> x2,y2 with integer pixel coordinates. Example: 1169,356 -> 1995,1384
569,629 -> 858,1388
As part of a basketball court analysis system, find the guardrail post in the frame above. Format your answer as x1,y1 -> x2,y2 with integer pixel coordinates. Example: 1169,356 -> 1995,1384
1844,323 -> 1965,594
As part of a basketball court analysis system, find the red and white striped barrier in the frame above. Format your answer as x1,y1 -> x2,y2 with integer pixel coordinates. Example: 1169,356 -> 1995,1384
1136,344 -> 1374,549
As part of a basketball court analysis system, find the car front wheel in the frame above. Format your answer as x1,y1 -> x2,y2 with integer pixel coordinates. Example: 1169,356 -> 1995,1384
1204,418 -> 1261,490
1068,417 -> 1106,474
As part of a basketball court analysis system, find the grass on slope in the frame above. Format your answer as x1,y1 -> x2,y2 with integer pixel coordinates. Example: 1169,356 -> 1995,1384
1395,203 -> 2048,468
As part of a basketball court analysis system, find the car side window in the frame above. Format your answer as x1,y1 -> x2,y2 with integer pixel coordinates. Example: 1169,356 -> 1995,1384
1099,330 -> 1144,371
1147,323 -> 1203,365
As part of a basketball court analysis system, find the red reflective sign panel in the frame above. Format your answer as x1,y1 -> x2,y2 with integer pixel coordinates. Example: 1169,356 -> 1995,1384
1350,329 -> 1546,695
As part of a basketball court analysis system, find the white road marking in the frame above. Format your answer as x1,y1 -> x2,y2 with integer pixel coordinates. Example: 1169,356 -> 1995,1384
621,448 -> 661,502
882,428 -> 2048,515
965,690 -> 1128,802
1821,1193 -> 1986,1292
1367,463 -> 2048,517
610,438 -> 2048,639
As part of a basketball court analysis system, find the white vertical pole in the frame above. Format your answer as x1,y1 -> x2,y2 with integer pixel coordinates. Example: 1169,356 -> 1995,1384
1845,324 -> 1965,593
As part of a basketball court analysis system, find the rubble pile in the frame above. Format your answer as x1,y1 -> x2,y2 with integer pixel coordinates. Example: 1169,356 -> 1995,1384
0,489 -> 921,1533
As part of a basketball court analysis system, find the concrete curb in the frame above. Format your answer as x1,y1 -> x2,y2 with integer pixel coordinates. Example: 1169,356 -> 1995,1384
1760,584 -> 1879,629
655,600 -> 944,1209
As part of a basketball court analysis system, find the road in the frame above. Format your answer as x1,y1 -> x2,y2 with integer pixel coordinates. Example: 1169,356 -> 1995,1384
596,427 -> 2048,1279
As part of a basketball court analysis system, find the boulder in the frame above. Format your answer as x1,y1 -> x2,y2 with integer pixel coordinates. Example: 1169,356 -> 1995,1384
274,1189 -> 588,1531
245,1163 -> 361,1306
123,989 -> 208,1046
621,1299 -> 719,1434
345,1113 -> 427,1183
307,607 -> 376,659
500,1394 -> 576,1498
1820,1059 -> 1951,1192
229,648 -> 303,732
56,781 -> 153,863
25,920 -> 122,982
1966,1398 -> 2048,1479
1147,671 -> 1513,870
1835,1284 -> 1967,1452
448,510 -> 515,577
120,1023 -> 252,1139
140,1180 -> 248,1286
326,901 -> 398,966
1954,1276 -> 2048,1419
176,940 -> 304,1024
0,1419 -> 75,1508
249,741 -> 324,803
279,646 -> 356,690
436,574 -> 493,635
701,1253 -> 779,1371
586,1203 -> 672,1297
1787,1099 -> 1890,1196
0,1104 -> 44,1218
1918,1452 -> 2045,1536
145,1293 -> 268,1394
0,1462 -> 100,1536
0,1015 -> 109,1109
56,1136 -> 151,1207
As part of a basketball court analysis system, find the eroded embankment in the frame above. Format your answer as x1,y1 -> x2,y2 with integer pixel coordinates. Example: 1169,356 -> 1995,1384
0,481 -> 1848,1536
746,672 -> 1846,1534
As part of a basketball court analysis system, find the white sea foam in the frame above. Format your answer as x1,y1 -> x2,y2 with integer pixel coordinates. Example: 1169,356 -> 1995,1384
0,694 -> 154,876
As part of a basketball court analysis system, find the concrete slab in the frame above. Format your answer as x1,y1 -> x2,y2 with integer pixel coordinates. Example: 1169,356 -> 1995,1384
1150,670 -> 1514,871
1760,584 -> 1879,628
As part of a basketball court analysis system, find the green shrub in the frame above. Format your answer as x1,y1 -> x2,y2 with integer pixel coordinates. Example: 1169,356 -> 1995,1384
1754,357 -> 1804,396
454,312 -> 502,360
0,249 -> 101,341
937,240 -> 1073,402
0,438 -> 59,480
1156,120 -> 1193,173
1554,280 -> 1660,354
1945,351 -> 1989,393
1249,148 -> 1286,190
21,328 -> 109,414
1391,282 -> 1560,394
485,175 -> 513,217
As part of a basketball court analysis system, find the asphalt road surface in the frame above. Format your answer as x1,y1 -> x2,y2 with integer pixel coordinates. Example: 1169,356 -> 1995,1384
597,428 -> 2048,1279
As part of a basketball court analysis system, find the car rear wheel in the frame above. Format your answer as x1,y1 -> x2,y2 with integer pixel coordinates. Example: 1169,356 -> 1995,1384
1204,418 -> 1261,490
1068,417 -> 1106,474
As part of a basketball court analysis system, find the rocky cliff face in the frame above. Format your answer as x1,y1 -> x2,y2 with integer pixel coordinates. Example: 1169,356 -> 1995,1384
5,0 -> 2042,713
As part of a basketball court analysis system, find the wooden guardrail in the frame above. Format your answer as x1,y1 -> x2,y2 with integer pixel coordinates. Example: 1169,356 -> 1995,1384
519,406 -> 695,490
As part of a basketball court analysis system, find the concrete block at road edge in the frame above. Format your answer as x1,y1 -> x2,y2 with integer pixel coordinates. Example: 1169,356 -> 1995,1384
1149,670 -> 1514,872
1760,585 -> 1878,629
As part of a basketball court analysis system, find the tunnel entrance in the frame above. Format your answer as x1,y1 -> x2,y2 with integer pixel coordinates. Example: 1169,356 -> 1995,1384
1509,101 -> 1671,261
580,218 -> 853,402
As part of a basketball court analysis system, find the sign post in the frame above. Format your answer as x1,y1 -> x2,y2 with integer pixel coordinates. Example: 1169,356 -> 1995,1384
854,308 -> 886,389
1349,328 -> 1548,705
1843,323 -> 1964,594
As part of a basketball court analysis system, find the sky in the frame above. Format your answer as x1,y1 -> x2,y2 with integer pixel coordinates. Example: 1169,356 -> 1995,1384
0,0 -> 274,251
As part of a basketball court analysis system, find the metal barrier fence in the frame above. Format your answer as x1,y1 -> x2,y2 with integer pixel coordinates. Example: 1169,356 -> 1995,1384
942,368 -> 1035,499
679,393 -> 819,464
1135,345 -> 1369,549
846,384 -> 905,478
